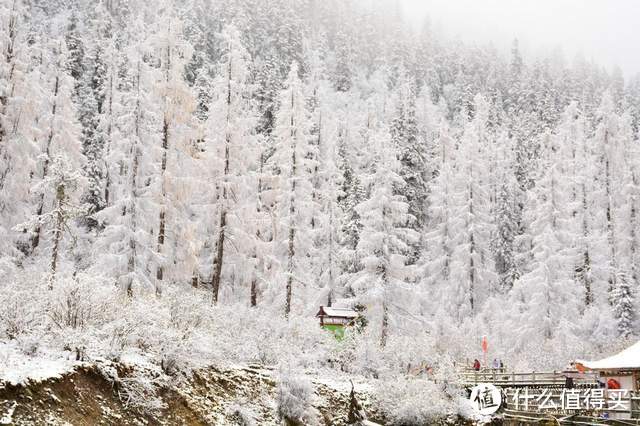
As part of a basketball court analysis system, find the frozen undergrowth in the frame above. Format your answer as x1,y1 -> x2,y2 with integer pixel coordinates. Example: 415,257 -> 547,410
0,274 -> 617,423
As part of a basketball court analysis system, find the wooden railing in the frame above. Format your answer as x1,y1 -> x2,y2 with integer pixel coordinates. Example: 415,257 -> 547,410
459,368 -> 640,421
459,368 -> 599,388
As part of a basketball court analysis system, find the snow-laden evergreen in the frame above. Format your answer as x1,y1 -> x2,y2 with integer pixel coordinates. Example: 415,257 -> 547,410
1,2 -> 640,409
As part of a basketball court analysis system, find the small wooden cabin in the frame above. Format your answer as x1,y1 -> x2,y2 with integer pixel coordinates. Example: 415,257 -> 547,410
316,306 -> 359,338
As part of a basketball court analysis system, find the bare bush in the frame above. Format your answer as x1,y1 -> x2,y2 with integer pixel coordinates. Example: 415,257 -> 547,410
117,374 -> 167,416
160,352 -> 179,376
227,402 -> 257,426
168,292 -> 206,340
107,321 -> 136,356
374,376 -> 456,425
0,297 -> 38,339
276,369 -> 319,426
18,335 -> 40,356
48,282 -> 93,330
0,283 -> 43,340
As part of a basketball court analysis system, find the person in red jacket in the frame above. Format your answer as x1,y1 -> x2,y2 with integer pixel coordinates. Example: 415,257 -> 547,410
473,359 -> 481,371
607,378 -> 621,389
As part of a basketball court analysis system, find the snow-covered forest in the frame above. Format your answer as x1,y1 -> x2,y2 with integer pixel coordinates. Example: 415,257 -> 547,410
2,0 -> 640,418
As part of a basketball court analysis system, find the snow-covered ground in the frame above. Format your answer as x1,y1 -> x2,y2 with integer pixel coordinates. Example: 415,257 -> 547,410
0,341 -> 78,386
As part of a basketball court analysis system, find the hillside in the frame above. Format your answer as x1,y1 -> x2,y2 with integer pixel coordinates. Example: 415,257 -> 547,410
1,0 -> 640,423
1,358 -> 454,425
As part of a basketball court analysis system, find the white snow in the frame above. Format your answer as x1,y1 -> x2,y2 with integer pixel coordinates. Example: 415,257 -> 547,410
575,340 -> 640,370
46,388 -> 61,403
312,376 -> 373,394
317,306 -> 359,318
0,341 -> 77,386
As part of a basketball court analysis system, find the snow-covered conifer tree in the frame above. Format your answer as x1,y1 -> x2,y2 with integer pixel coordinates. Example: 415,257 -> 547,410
65,12 -> 108,231
92,29 -> 161,296
391,69 -> 427,264
146,7 -> 196,292
351,121 -> 418,347
30,39 -> 85,254
448,95 -> 495,318
423,125 -> 458,305
205,24 -> 258,304
611,270 -> 634,337
21,156 -> 86,288
491,132 -> 519,292
270,63 -> 316,316
0,0 -> 42,260
510,132 -> 580,342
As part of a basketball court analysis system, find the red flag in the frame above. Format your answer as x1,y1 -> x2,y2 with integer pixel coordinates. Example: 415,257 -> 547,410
481,335 -> 488,353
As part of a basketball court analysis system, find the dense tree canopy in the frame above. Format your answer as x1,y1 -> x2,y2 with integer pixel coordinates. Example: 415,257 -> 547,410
1,0 -> 639,357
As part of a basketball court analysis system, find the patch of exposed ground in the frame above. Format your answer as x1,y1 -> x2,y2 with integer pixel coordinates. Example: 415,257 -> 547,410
0,363 -> 383,425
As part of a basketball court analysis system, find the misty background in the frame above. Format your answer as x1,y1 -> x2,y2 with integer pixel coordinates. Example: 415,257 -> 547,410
401,0 -> 640,77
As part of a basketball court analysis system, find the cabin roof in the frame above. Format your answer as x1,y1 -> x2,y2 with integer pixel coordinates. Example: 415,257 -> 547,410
316,306 -> 359,318
575,340 -> 640,371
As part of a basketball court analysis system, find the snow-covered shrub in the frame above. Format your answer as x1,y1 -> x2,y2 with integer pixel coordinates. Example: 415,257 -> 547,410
374,376 -> 456,425
227,402 -> 258,426
265,315 -> 331,368
47,276 -> 113,331
104,318 -> 137,359
276,367 -> 320,426
0,283 -> 42,339
16,334 -> 41,356
331,329 -> 387,378
187,303 -> 331,369
48,283 -> 93,330
160,351 -> 180,376
117,372 -> 167,416
166,287 -> 208,340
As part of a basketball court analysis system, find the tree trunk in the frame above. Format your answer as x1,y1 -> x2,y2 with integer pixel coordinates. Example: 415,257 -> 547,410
604,130 -> 617,300
211,209 -> 226,304
48,184 -> 65,290
104,72 -> 114,207
156,41 -> 173,296
156,118 -> 169,295
348,381 -> 366,423
285,225 -> 294,317
327,205 -> 334,307
582,184 -> 593,306
125,65 -> 142,298
380,299 -> 389,348
285,90 -> 296,318
32,74 -> 60,252
125,144 -> 139,298
211,58 -> 233,305
250,277 -> 258,307
251,151 -> 267,308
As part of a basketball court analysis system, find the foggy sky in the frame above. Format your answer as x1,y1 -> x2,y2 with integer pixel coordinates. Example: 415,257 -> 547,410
401,0 -> 640,77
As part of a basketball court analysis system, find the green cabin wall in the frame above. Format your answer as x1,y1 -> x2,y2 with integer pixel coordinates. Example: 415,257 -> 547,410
322,324 -> 346,340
